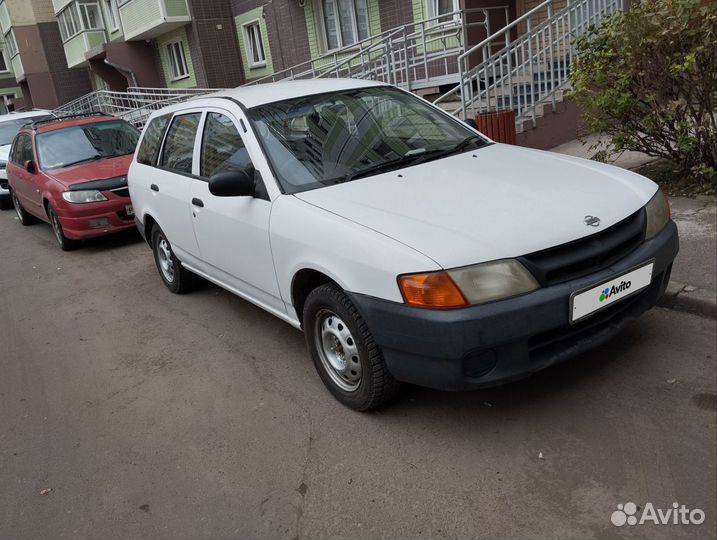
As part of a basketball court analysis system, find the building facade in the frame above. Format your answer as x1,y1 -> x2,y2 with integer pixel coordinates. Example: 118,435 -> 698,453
0,0 -> 92,110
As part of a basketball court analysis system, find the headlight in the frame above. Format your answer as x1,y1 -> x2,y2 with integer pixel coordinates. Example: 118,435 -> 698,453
644,188 -> 670,239
0,159 -> 7,170
62,190 -> 108,203
398,259 -> 540,309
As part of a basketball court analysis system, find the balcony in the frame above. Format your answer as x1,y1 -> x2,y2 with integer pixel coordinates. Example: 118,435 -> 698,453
118,0 -> 191,41
0,1 -> 10,35
63,30 -> 107,68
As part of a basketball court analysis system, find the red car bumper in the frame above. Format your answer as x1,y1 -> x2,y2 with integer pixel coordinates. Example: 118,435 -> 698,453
55,196 -> 136,240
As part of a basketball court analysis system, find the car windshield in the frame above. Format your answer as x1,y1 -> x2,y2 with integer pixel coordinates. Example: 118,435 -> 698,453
0,115 -> 53,146
246,87 -> 490,194
36,120 -> 140,169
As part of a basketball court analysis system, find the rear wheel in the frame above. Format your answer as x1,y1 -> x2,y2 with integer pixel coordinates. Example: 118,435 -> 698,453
47,205 -> 78,251
304,283 -> 399,411
11,190 -> 39,226
151,226 -> 198,294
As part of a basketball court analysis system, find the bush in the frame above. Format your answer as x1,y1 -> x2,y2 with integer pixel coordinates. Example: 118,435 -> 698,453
570,0 -> 717,184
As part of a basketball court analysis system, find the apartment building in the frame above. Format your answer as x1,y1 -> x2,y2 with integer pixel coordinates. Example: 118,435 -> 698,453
54,0 -> 243,91
0,0 -> 92,110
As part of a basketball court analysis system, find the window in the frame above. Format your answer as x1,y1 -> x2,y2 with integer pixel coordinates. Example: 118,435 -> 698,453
36,120 -> 139,170
243,22 -> 266,67
0,50 -> 7,72
78,3 -> 102,29
4,30 -> 18,57
0,116 -> 52,146
22,135 -> 35,164
200,113 -> 253,178
137,114 -> 172,166
427,0 -> 460,21
58,3 -> 103,41
166,41 -> 189,80
160,113 -> 201,174
10,134 -> 29,164
321,0 -> 369,50
102,0 -> 120,31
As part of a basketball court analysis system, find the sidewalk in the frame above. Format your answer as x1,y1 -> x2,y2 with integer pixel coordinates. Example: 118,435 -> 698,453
550,137 -> 717,318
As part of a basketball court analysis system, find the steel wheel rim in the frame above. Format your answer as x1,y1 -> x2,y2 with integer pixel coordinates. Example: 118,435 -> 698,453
49,211 -> 63,245
157,237 -> 175,283
314,309 -> 361,392
11,192 -> 22,222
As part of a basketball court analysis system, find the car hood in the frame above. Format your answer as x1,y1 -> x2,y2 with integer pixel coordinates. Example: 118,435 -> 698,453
294,144 -> 658,269
47,155 -> 133,188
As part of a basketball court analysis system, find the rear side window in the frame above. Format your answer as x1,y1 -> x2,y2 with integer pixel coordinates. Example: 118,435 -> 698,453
160,113 -> 201,175
137,113 -> 171,166
200,112 -> 254,178
9,134 -> 27,164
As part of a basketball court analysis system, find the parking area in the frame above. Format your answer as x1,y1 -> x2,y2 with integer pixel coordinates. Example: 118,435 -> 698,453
0,210 -> 715,539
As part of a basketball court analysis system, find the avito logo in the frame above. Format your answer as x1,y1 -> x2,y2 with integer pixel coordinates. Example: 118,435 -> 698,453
599,280 -> 632,303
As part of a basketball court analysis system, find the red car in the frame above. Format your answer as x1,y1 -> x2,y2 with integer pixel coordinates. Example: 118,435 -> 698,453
7,112 -> 140,250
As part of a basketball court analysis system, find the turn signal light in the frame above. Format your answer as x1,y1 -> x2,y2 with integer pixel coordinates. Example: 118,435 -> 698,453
398,271 -> 469,309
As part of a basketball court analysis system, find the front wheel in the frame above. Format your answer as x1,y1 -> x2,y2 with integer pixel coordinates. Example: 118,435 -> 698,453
151,226 -> 198,294
304,283 -> 399,411
47,205 -> 78,251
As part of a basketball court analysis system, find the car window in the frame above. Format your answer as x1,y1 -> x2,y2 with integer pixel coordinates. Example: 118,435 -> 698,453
247,86 -> 488,194
137,113 -> 172,166
160,113 -> 201,175
22,135 -> 34,164
200,112 -> 253,178
0,115 -> 53,146
36,120 -> 139,169
9,134 -> 27,164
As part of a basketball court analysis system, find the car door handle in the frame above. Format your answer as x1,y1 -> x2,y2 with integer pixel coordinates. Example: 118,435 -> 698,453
191,198 -> 204,208
150,184 -> 159,192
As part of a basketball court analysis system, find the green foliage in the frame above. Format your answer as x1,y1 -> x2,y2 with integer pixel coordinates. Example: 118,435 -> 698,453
570,0 -> 717,184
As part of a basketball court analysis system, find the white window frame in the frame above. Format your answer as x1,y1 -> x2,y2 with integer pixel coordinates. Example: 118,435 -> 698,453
242,20 -> 267,68
0,48 -> 9,72
318,0 -> 370,52
78,3 -> 103,30
58,2 -> 104,43
102,0 -> 120,32
426,0 -> 461,23
166,40 -> 189,81
4,30 -> 18,58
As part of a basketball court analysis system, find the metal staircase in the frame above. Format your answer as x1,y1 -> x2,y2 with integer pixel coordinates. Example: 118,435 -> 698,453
432,0 -> 623,126
53,0 -> 621,129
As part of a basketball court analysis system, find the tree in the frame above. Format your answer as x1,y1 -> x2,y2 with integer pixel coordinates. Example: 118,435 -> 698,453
570,0 -> 716,183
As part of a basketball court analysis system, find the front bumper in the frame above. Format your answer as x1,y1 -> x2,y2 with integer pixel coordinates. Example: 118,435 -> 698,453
56,198 -> 136,240
0,169 -> 8,198
348,221 -> 679,391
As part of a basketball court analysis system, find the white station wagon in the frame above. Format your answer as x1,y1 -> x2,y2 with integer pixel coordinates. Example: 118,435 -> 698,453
128,79 -> 678,411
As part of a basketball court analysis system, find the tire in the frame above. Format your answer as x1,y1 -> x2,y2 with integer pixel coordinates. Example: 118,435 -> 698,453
151,226 -> 198,294
47,205 -> 79,251
11,190 -> 39,226
304,283 -> 399,411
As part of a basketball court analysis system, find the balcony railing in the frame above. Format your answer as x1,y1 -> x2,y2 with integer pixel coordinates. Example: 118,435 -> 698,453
63,30 -> 107,68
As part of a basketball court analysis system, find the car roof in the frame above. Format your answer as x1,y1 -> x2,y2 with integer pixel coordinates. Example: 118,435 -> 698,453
32,115 -> 120,134
154,79 -> 386,118
0,110 -> 54,123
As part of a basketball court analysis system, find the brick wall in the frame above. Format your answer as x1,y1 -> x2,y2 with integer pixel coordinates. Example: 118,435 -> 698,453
37,21 -> 92,105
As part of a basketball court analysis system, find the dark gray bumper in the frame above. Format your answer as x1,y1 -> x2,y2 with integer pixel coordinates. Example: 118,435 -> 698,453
347,221 -> 679,391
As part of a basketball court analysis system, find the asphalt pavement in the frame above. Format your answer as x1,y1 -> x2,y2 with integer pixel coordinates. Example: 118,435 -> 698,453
0,209 -> 715,540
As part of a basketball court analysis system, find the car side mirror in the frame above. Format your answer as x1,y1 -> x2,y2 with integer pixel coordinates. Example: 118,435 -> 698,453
24,160 -> 36,174
464,118 -> 478,130
208,169 -> 255,197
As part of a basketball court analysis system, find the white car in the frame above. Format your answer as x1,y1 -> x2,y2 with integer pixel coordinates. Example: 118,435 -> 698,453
128,79 -> 678,410
0,110 -> 55,209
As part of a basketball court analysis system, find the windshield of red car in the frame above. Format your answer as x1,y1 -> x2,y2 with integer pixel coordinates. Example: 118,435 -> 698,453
36,120 -> 140,169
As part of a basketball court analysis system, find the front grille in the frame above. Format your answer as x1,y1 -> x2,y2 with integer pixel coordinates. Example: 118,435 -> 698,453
519,209 -> 646,287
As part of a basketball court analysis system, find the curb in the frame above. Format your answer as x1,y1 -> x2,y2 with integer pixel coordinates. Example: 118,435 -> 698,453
658,281 -> 717,319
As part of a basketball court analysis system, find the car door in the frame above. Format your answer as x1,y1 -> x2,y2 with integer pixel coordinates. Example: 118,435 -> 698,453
10,133 -> 43,217
188,108 -> 285,315
151,110 -> 203,261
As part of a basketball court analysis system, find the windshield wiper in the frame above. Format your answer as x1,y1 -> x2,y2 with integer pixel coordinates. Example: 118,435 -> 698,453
62,154 -> 103,168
